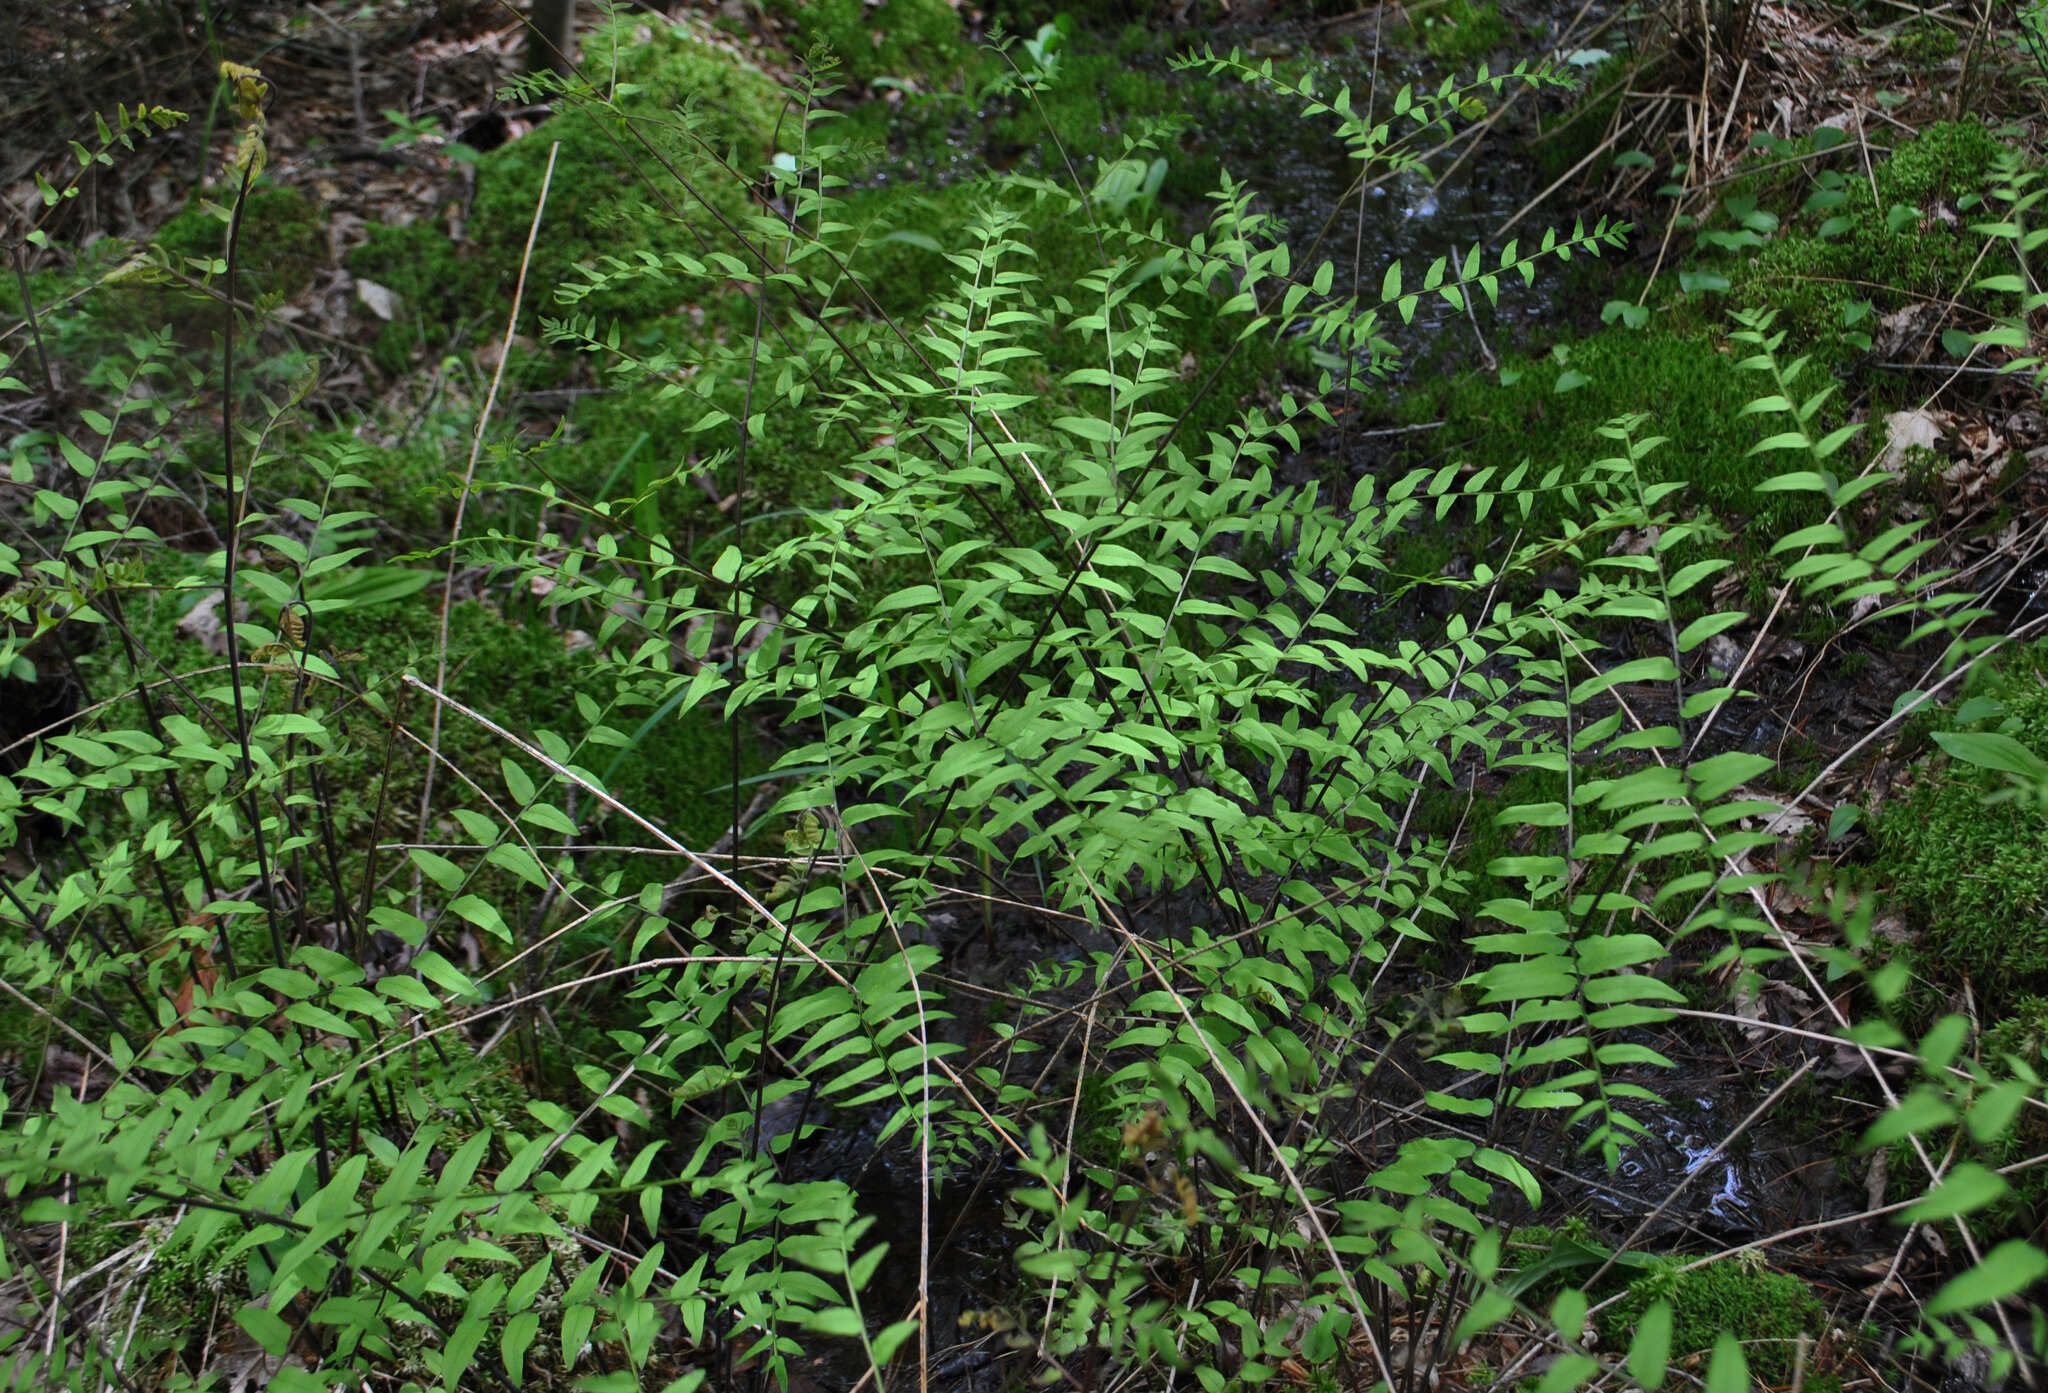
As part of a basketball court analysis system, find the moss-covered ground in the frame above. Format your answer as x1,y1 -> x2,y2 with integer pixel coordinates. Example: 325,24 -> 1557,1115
1597,1258 -> 1833,1385
1875,642 -> 2048,1012
467,15 -> 796,327
7,3 -> 2042,1382
24,0 -> 2031,1088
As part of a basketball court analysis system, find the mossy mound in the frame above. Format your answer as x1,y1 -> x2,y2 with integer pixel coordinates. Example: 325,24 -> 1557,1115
346,219 -> 497,376
769,0 -> 967,86
123,183 -> 327,347
471,15 -> 793,325
1391,0 -> 1515,62
153,183 -> 327,301
83,545 -> 744,915
1395,326 -> 1824,568
321,599 -> 744,864
1597,1258 -> 1830,1383
1877,118 -> 2004,207
1891,17 -> 1960,62
0,238 -> 156,366
1972,997 -> 2048,1238
973,29 -> 1223,196
1875,644 -> 2048,1011
1726,120 -> 2012,352
269,424 -> 469,541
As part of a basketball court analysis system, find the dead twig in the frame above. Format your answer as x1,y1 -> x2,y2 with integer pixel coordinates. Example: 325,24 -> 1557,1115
413,140 -> 558,901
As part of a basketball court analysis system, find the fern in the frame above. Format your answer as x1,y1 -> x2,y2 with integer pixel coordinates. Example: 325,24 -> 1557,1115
2,32 -> 2044,1393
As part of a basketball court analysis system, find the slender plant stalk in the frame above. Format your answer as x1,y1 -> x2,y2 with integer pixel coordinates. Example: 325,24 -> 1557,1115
413,140 -> 560,888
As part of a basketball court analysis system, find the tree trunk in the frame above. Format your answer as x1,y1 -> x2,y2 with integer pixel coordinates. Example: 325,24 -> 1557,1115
525,0 -> 576,79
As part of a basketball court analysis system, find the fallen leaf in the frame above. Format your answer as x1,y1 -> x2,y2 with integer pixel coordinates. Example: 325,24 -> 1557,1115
355,276 -> 400,321
1880,408 -> 1949,474
176,591 -> 231,655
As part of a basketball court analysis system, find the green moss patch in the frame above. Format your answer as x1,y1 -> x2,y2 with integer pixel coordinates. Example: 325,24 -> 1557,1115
1597,1258 -> 1829,1383
1878,118 -> 2004,206
1390,0 -> 1516,62
1891,17 -> 1961,62
346,219 -> 497,375
769,0 -> 967,86
1720,120 -> 2012,352
153,183 -> 327,301
1875,644 -> 2048,1011
471,16 -> 793,325
1972,997 -> 2048,1237
1395,326 -> 1822,568
79,551 -> 745,914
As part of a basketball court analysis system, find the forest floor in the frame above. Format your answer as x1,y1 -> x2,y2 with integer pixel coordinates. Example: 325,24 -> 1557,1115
4,0 -> 2048,1389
